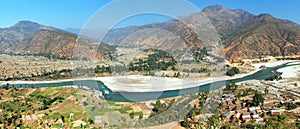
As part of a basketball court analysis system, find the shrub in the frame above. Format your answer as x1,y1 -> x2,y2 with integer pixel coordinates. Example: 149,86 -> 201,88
226,67 -> 240,76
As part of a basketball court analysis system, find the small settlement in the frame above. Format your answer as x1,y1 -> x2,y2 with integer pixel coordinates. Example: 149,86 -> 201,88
220,94 -> 281,124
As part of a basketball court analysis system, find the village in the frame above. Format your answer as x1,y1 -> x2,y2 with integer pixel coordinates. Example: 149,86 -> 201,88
202,79 -> 300,128
220,94 -> 281,125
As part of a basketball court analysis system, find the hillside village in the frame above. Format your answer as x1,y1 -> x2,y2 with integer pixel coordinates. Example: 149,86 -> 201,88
178,77 -> 300,129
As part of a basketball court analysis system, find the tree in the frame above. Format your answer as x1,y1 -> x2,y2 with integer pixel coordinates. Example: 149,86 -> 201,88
130,111 -> 134,119
265,87 -> 269,94
180,117 -> 191,128
226,67 -> 240,76
153,100 -> 166,113
139,113 -> 143,119
232,67 -> 240,74
285,102 -> 297,110
224,80 -> 238,92
83,101 -> 88,106
252,92 -> 265,106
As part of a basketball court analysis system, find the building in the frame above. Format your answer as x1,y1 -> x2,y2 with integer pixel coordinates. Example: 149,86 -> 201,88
255,118 -> 264,124
270,110 -> 281,115
233,113 -> 241,122
221,112 -> 231,121
252,113 -> 260,120
73,120 -> 87,128
52,119 -> 63,128
236,110 -> 243,113
227,100 -> 234,106
242,102 -> 247,108
249,107 -> 256,112
242,112 -> 251,121
222,94 -> 235,99
235,104 -> 242,110
241,108 -> 248,113
228,106 -> 234,111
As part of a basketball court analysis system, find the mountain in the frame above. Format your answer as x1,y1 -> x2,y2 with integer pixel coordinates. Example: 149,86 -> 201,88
220,13 -> 300,62
4,5 -> 300,62
0,21 -> 55,51
202,5 -> 256,44
0,21 -> 115,60
101,5 -> 300,62
7,29 -> 114,60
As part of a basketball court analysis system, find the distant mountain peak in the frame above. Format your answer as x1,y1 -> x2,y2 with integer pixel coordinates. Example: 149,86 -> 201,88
0,20 -> 57,51
257,13 -> 273,19
202,5 -> 227,12
13,20 -> 40,27
17,20 -> 38,24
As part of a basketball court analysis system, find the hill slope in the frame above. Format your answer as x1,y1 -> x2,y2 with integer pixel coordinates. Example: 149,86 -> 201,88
7,29 -> 115,60
0,21 -> 55,51
102,5 -> 300,62
222,14 -> 300,62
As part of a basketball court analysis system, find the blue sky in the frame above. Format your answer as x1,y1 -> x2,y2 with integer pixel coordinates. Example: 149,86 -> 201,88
0,0 -> 299,29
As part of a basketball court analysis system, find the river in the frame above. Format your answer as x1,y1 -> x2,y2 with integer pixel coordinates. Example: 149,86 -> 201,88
2,62 -> 299,102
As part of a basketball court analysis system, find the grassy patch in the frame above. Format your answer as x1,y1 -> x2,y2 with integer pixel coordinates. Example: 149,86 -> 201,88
115,108 -> 133,114
104,101 -> 122,106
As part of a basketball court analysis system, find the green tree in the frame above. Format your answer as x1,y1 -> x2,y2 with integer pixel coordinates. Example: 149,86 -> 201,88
139,113 -> 143,119
153,100 -> 166,113
226,67 -> 240,76
285,102 -> 297,110
180,117 -> 190,128
129,111 -> 134,119
265,87 -> 269,94
252,92 -> 265,106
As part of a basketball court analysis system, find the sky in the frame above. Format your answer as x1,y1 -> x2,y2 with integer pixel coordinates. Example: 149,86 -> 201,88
0,0 -> 299,29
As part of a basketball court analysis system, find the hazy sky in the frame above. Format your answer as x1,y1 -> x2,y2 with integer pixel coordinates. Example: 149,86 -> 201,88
0,0 -> 299,29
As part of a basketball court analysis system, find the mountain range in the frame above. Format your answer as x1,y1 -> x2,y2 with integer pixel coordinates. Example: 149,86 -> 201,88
1,5 -> 300,62
1,21 -> 114,60
0,21 -> 55,51
100,5 -> 300,62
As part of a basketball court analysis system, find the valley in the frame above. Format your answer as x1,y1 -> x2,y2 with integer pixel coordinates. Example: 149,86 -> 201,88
0,3 -> 300,129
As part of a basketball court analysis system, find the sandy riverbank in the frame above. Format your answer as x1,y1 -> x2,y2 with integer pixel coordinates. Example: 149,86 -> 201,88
1,60 -> 299,92
277,61 -> 300,78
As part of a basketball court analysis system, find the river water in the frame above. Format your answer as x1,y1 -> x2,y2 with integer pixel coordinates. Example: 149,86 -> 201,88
2,62 -> 299,102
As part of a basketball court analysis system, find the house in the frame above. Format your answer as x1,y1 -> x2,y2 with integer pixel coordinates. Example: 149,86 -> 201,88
241,102 -> 247,108
222,94 -> 234,99
73,120 -> 87,128
249,107 -> 256,112
233,113 -> 241,122
52,119 -> 64,128
251,113 -> 260,120
236,110 -> 243,114
256,107 -> 262,114
235,104 -> 242,110
227,100 -> 234,106
234,99 -> 241,104
242,112 -> 251,121
270,110 -> 281,115
230,111 -> 236,115
241,108 -> 248,113
228,106 -> 234,111
255,118 -> 264,124
221,112 -> 231,121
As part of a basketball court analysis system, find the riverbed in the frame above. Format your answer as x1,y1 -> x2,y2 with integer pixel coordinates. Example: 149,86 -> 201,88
1,60 -> 300,102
